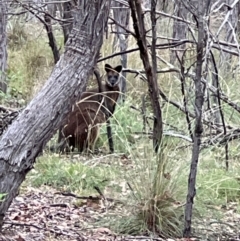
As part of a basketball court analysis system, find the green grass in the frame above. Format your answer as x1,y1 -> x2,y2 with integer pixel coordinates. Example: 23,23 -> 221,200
26,154 -> 120,194
7,19 -> 63,101
97,97 -> 145,153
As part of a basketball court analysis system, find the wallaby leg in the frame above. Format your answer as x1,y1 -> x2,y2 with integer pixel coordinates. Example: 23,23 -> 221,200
75,123 -> 90,153
64,137 -> 75,154
106,119 -> 114,153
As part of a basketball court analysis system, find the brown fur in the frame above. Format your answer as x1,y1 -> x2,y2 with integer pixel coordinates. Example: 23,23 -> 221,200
61,64 -> 122,153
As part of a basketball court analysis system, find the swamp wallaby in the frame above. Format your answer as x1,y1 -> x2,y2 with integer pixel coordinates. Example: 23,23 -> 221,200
59,63 -> 122,153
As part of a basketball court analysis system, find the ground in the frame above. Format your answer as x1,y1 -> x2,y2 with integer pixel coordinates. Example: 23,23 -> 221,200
2,187 -> 167,241
1,151 -> 240,241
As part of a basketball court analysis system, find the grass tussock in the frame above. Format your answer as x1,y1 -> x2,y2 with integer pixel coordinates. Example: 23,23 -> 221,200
93,140 -> 187,238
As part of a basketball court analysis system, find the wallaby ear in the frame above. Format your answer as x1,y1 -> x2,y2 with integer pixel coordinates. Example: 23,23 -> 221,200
115,65 -> 122,73
105,64 -> 113,73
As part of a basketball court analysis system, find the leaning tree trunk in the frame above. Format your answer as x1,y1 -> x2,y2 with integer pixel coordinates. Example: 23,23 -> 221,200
0,0 -> 111,229
0,0 -> 7,94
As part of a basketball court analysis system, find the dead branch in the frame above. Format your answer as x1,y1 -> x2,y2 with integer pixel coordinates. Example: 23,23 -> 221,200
98,40 -> 192,62
108,16 -> 135,37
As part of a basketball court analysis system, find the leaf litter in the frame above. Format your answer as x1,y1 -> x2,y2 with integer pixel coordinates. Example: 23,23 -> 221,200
1,153 -> 240,240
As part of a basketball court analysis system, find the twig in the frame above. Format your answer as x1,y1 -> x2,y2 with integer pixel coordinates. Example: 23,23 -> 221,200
55,192 -> 124,204
109,16 -> 135,37
94,186 -> 106,200
49,203 -> 68,208
176,51 -> 193,142
98,40 -> 192,62
210,51 -> 229,170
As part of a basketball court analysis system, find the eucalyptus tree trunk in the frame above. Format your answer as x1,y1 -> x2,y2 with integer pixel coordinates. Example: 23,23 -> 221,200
0,0 -> 111,229
0,0 -> 7,93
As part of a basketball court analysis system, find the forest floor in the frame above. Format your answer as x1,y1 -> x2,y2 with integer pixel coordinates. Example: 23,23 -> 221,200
1,186 -> 168,241
1,152 -> 240,241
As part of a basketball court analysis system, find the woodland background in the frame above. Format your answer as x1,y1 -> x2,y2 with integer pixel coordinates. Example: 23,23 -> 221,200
1,0 -> 240,240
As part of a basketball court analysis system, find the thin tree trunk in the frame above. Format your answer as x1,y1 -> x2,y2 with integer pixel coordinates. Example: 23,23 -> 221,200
183,0 -> 207,237
129,0 -> 163,153
44,13 -> 60,64
0,0 -> 111,229
0,0 -> 7,93
223,0 -> 239,70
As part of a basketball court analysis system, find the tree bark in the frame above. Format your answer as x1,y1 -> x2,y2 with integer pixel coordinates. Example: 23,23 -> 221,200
44,13 -> 60,64
183,0 -> 207,237
61,0 -> 76,44
0,0 -> 7,93
0,0 -> 111,229
222,0 -> 239,70
129,0 -> 163,153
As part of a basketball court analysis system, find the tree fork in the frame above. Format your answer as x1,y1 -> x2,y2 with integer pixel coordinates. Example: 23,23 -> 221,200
0,0 -> 111,229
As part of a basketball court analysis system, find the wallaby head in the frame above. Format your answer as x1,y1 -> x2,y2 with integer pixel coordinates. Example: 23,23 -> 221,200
105,64 -> 122,88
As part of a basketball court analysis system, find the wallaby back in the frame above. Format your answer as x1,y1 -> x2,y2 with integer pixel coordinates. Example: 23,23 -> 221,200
60,63 -> 122,153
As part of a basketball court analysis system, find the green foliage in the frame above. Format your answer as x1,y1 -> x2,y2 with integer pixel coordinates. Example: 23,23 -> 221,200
8,41 -> 53,100
98,98 -> 144,153
26,155 -> 113,194
197,167 -> 240,204
0,193 -> 7,202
